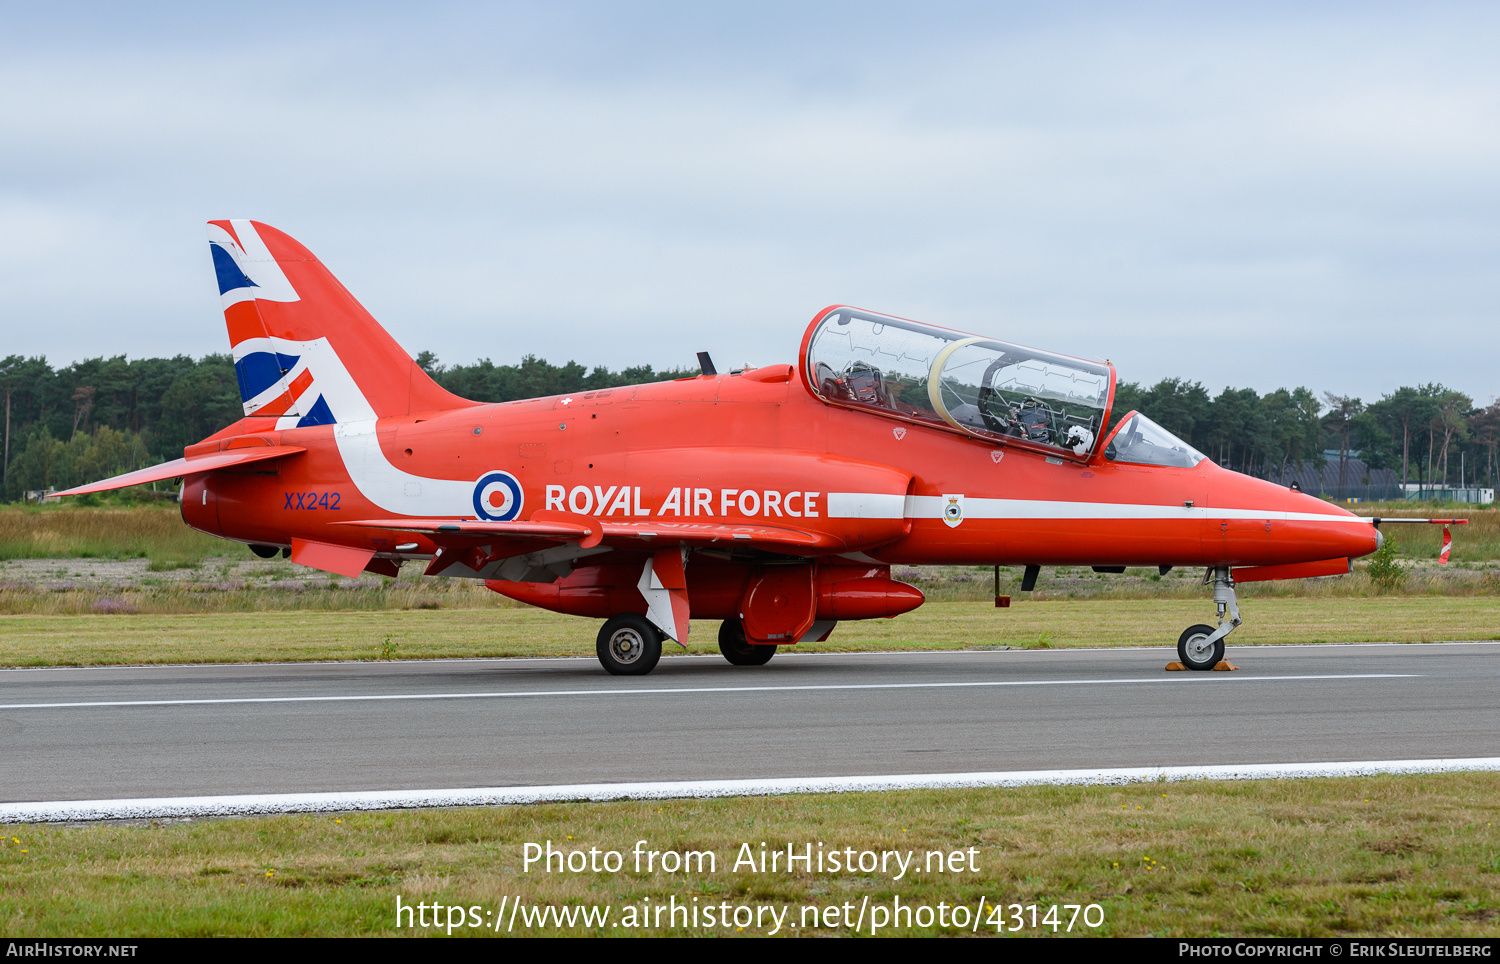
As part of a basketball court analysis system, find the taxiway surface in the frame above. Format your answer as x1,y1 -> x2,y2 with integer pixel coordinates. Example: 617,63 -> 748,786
2,643 -> 1496,802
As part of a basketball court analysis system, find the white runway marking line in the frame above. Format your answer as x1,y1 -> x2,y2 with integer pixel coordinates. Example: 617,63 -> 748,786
4,757 -> 1497,823
0,673 -> 1422,711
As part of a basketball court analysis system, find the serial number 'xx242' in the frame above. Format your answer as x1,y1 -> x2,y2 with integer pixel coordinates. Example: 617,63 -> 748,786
284,492 -> 342,510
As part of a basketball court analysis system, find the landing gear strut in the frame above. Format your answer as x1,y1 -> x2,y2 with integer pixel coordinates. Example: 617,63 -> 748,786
1177,567 -> 1240,671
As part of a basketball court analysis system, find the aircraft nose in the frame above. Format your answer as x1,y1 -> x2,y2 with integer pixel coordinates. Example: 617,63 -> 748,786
1209,467 -> 1381,561
1374,527 -> 1384,551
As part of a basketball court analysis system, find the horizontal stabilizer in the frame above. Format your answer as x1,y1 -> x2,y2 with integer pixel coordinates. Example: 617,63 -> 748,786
290,538 -> 375,578
55,446 -> 307,496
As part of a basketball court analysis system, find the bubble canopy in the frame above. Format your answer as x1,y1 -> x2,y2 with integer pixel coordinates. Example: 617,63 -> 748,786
802,307 -> 1115,459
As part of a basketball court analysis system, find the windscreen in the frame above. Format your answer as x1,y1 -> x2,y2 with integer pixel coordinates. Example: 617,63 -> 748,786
1104,412 -> 1207,468
805,307 -> 1112,457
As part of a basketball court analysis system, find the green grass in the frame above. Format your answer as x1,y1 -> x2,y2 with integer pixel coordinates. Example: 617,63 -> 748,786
2,596 -> 1497,667
1,505 -> 1495,938
2,773 -> 1497,936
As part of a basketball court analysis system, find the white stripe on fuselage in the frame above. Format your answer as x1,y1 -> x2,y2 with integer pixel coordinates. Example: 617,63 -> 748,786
897,495 -> 1369,524
318,465 -> 1372,526
826,492 -> 906,519
332,420 -> 474,516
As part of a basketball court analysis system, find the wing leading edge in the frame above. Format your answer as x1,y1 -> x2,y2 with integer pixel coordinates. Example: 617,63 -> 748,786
336,516 -> 843,554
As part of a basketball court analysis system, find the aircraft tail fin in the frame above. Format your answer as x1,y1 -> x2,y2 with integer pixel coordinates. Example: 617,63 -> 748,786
207,220 -> 475,426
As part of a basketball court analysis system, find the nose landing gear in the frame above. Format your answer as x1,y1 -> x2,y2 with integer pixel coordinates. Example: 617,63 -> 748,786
1177,567 -> 1241,671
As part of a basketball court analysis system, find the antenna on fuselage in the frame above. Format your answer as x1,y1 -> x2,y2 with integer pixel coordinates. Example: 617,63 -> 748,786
696,352 -> 717,376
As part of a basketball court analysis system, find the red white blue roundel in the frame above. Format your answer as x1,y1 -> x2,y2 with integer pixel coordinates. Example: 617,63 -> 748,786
473,471 -> 524,521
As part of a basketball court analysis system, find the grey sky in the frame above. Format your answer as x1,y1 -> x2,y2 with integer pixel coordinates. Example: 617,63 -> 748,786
2,2 -> 1497,405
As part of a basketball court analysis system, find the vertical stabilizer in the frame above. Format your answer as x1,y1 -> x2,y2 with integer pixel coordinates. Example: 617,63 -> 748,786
208,220 -> 474,426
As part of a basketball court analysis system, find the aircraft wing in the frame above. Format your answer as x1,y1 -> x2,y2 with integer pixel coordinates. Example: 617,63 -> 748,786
54,446 -> 308,496
337,517 -> 598,544
595,520 -> 841,552
336,516 -> 840,553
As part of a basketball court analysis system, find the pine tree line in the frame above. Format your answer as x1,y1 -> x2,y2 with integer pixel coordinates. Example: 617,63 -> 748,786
1111,380 -> 1499,491
0,352 -> 1494,500
0,353 -> 689,500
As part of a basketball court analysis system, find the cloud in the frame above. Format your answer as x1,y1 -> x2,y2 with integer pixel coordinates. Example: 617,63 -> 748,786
1,3 -> 1497,401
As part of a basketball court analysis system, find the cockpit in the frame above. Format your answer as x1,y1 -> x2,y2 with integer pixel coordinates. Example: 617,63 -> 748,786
802,307 -> 1115,459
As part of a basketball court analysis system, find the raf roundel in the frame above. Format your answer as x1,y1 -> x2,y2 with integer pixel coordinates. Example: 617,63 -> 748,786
473,471 -> 524,522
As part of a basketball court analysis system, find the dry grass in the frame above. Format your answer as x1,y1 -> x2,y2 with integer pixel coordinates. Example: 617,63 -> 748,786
1,596 -> 1497,667
0,554 -> 1496,622
909,562 -> 1500,602
0,504 -> 220,568
1352,504 -> 1500,563
2,773 -> 1497,936
0,572 -> 512,617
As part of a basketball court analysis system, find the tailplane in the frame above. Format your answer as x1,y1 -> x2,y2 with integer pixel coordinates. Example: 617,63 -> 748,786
208,219 -> 474,426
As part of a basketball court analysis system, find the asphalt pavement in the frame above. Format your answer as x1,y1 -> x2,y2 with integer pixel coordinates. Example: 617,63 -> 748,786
2,643 -> 1496,802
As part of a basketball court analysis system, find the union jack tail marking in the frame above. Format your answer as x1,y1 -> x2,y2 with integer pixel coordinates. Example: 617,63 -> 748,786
208,219 -> 475,427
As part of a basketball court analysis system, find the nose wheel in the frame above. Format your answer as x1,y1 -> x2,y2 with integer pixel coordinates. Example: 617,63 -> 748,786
1177,567 -> 1241,671
1177,624 -> 1224,671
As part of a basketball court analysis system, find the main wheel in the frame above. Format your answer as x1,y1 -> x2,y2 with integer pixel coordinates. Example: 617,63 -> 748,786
1177,624 -> 1224,671
718,619 -> 775,666
597,614 -> 663,676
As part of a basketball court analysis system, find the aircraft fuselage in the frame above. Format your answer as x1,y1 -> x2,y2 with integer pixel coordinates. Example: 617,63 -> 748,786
183,364 -> 1376,579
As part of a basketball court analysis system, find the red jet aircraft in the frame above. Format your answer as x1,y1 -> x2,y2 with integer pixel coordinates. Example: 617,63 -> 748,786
64,220 -> 1389,675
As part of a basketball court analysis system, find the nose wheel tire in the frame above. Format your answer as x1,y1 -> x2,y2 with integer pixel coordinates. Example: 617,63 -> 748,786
597,614 -> 663,676
1177,624 -> 1224,671
718,619 -> 776,666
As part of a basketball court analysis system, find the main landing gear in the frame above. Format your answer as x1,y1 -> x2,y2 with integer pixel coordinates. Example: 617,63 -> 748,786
596,613 -> 663,676
718,618 -> 776,666
1177,567 -> 1241,671
595,615 -> 780,674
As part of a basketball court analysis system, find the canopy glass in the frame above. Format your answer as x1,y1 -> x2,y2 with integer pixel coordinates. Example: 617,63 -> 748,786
1103,411 -> 1207,468
804,307 -> 1114,458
